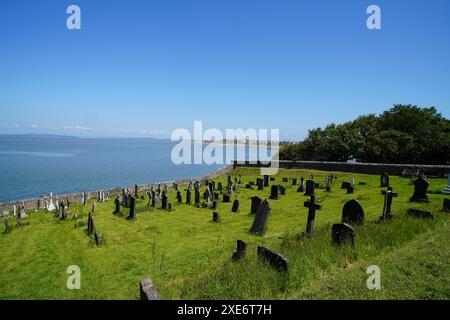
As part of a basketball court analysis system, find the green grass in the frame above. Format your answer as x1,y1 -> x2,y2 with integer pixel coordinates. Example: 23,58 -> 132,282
0,168 -> 449,300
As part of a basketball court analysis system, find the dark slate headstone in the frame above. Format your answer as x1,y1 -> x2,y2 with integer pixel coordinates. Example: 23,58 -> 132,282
282,177 -> 289,183
87,212 -> 94,235
304,180 -> 314,196
410,177 -> 430,202
127,196 -> 136,221
444,198 -> 450,212
217,182 -> 223,192
341,181 -> 351,190
186,189 -> 191,204
407,208 -> 434,219
269,185 -> 279,200
380,187 -> 398,220
194,190 -> 200,206
209,181 -> 215,192
227,175 -> 232,188
279,185 -> 286,196
161,194 -> 168,210
139,278 -> 161,300
303,195 -> 322,235
212,201 -> 218,210
231,199 -> 240,213
223,194 -> 231,203
176,191 -> 182,203
245,184 -> 252,189
212,212 -> 220,223
380,173 -> 389,188
257,246 -> 288,272
250,196 -> 262,214
213,192 -> 219,200
249,200 -> 271,234
93,231 -> 102,246
167,203 -> 173,211
114,196 -> 121,214
263,175 -> 269,187
346,184 -> 354,194
292,178 -> 298,186
342,199 -> 364,225
231,240 -> 247,261
257,178 -> 264,190
135,184 -> 139,197
59,201 -> 65,220
331,223 -> 355,246
270,177 -> 275,181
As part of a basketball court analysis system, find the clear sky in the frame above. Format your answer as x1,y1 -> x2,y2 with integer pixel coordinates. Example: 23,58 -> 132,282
0,0 -> 449,140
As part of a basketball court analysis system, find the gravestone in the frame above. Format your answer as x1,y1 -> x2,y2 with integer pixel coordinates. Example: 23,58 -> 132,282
59,202 -> 65,220
93,231 -> 102,246
380,173 -> 389,188
127,196 -> 136,221
304,180 -> 314,196
227,175 -> 232,188
231,240 -> 247,261
407,208 -> 434,219
341,181 -> 351,190
342,200 -> 364,225
154,195 -> 161,208
331,223 -> 355,246
282,177 -> 289,183
223,194 -> 230,203
217,182 -> 223,192
257,178 -> 264,190
167,203 -> 173,211
114,196 -> 121,214
270,177 -> 275,181
186,189 -> 191,204
292,178 -> 298,186
203,188 -> 211,201
380,187 -> 398,220
257,246 -> 288,272
212,212 -> 220,223
410,176 -> 430,202
135,184 -> 139,197
279,185 -> 286,196
325,176 -> 331,192
231,199 -> 240,213
161,194 -> 168,210
213,192 -> 219,200
297,177 -> 305,193
176,191 -> 182,203
92,201 -> 96,213
269,185 -> 279,200
212,201 -> 218,210
303,195 -> 322,235
250,196 -> 262,214
3,218 -> 11,234
263,175 -> 269,187
87,212 -> 94,235
346,184 -> 354,194
444,198 -> 450,212
139,278 -> 161,300
249,200 -> 271,234
195,190 -> 200,206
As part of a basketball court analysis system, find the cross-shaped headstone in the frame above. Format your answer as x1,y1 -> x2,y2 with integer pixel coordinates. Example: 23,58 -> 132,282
380,187 -> 398,220
303,195 -> 322,235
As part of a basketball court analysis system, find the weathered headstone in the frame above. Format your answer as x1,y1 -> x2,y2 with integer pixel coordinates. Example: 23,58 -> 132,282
217,182 -> 223,192
257,245 -> 288,272
161,194 -> 168,210
304,180 -> 314,196
279,185 -> 286,196
195,189 -> 200,206
59,201 -> 65,220
223,194 -> 230,203
231,240 -> 247,261
93,231 -> 102,246
113,196 -> 121,214
407,208 -> 433,219
341,181 -> 351,190
410,176 -> 430,202
231,199 -> 240,213
292,178 -> 298,186
249,200 -> 271,234
139,278 -> 161,300
269,185 -> 279,200
346,184 -> 354,194
250,196 -> 262,214
257,178 -> 264,191
87,212 -> 94,235
282,177 -> 289,183
127,196 -> 136,221
380,173 -> 389,188
212,201 -> 218,210
342,200 -> 364,225
380,187 -> 398,220
297,177 -> 304,193
331,223 -> 355,246
3,218 -> 11,234
263,175 -> 269,187
186,189 -> 191,204
212,212 -> 220,223
325,176 -> 331,192
176,191 -> 182,203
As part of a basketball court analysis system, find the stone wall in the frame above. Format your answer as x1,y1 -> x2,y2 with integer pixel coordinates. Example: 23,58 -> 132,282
0,164 -> 234,214
233,160 -> 450,177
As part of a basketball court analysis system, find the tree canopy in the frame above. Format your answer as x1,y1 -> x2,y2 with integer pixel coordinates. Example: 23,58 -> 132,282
279,105 -> 450,164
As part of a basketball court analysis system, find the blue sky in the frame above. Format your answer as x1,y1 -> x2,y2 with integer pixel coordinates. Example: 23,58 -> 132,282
0,0 -> 449,140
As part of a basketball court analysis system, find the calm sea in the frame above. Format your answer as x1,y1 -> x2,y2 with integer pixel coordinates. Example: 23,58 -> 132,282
0,136 -> 271,202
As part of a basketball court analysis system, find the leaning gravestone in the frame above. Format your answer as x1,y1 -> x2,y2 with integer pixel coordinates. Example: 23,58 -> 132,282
269,185 -> 279,200
297,177 -> 305,193
410,176 -> 430,202
380,173 -> 389,188
250,196 -> 262,214
342,199 -> 364,225
231,240 -> 247,261
304,180 -> 314,196
331,223 -> 355,246
231,199 -> 240,213
257,245 -> 288,272
249,200 -> 271,234
139,278 -> 161,300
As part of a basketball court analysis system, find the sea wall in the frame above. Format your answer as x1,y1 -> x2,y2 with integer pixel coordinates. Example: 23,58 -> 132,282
233,160 -> 450,177
0,164 -> 234,214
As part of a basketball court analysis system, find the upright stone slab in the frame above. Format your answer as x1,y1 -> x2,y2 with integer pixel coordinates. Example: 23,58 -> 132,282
223,194 -> 231,203
249,200 -> 271,235
304,180 -> 314,196
257,178 -> 264,191
346,184 -> 354,194
114,196 -> 121,214
186,189 -> 191,204
263,175 -> 269,187
194,189 -> 200,206
331,223 -> 355,246
282,177 -> 289,183
257,246 -> 288,272
342,199 -> 364,225
269,185 -> 279,200
212,212 -> 220,223
161,194 -> 168,210
444,198 -> 450,212
139,278 -> 161,300
176,191 -> 182,203
127,196 -> 136,221
410,176 -> 430,202
380,173 -> 389,188
231,240 -> 247,261
87,212 -> 94,235
250,196 -> 262,214
231,199 -> 240,213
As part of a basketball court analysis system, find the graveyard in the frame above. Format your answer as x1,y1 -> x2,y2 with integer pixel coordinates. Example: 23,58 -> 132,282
0,168 -> 449,300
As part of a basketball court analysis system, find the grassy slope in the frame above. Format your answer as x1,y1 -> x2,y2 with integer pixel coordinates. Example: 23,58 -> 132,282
0,168 -> 448,299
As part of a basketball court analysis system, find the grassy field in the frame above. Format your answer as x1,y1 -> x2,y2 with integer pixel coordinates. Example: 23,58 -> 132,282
0,168 -> 449,300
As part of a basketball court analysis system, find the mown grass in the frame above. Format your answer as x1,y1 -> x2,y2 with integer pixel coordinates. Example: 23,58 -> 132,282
0,168 -> 448,300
